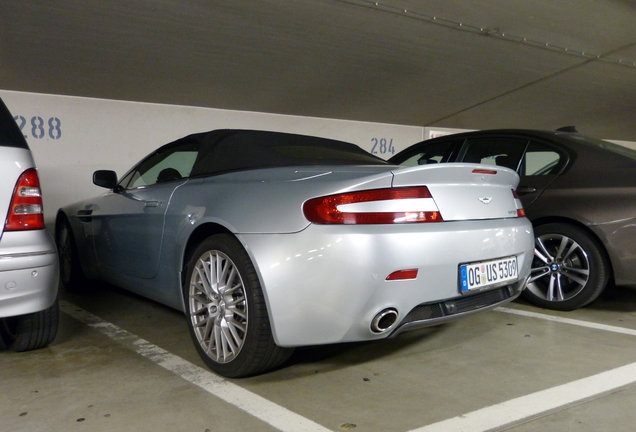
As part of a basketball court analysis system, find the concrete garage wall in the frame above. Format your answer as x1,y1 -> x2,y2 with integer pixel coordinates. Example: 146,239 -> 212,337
0,90 -> 424,226
3,89 -> 635,228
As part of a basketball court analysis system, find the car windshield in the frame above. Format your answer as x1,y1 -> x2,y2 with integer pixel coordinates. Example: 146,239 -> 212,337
565,134 -> 636,162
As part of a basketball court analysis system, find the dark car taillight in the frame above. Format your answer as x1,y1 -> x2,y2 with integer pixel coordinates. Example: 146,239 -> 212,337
303,187 -> 443,224
5,168 -> 45,231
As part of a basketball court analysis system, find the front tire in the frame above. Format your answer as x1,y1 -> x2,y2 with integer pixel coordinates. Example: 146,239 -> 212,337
56,216 -> 87,291
184,234 -> 293,377
0,298 -> 59,351
522,223 -> 609,311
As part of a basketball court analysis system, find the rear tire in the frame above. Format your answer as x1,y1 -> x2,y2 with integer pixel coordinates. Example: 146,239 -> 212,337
184,234 -> 293,377
56,216 -> 87,291
0,298 -> 59,351
522,223 -> 609,311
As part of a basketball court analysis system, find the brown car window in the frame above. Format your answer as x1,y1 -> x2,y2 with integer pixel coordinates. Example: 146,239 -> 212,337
459,138 -> 528,170
522,141 -> 562,176
396,139 -> 461,167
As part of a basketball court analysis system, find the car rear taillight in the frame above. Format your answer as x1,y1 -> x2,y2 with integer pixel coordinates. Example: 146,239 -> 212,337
5,168 -> 45,231
386,269 -> 419,280
303,187 -> 443,224
512,189 -> 525,218
472,168 -> 498,175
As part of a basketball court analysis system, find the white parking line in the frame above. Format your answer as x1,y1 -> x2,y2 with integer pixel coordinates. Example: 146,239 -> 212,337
496,306 -> 636,336
408,306 -> 636,432
408,362 -> 636,432
60,301 -> 636,432
59,301 -> 331,432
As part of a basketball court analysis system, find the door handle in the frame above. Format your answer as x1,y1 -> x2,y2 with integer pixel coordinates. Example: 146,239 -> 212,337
516,186 -> 537,195
144,201 -> 161,207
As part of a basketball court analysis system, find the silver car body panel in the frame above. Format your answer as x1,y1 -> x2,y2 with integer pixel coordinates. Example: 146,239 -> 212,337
63,162 -> 533,346
0,147 -> 58,317
243,218 -> 532,346
0,231 -> 58,317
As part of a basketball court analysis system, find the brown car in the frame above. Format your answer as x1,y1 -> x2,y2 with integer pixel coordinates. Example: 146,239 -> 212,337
390,128 -> 636,311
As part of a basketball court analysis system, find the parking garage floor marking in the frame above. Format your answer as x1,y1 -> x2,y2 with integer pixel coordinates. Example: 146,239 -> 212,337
409,362 -> 636,432
495,306 -> 636,336
406,307 -> 636,432
60,300 -> 636,432
59,301 -> 331,432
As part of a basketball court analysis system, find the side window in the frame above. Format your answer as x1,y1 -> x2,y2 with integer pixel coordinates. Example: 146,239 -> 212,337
459,138 -> 528,170
396,139 -> 461,166
119,142 -> 199,190
521,142 -> 562,176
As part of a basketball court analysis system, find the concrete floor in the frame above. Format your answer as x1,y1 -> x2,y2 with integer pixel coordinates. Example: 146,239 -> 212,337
2,282 -> 636,432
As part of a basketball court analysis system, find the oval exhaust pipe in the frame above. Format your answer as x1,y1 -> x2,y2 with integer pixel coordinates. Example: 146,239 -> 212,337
371,308 -> 399,333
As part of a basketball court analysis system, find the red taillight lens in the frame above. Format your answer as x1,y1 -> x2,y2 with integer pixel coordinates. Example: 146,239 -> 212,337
5,168 -> 45,231
512,189 -> 525,218
472,169 -> 498,175
386,269 -> 419,280
303,187 -> 443,224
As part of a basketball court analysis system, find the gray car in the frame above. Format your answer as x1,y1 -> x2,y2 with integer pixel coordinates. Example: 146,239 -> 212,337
390,128 -> 636,311
0,98 -> 59,351
57,129 -> 533,377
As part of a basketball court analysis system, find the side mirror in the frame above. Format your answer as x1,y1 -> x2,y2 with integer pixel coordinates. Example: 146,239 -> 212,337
93,170 -> 119,189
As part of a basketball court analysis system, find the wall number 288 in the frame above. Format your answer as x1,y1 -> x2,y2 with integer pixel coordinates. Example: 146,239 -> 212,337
13,115 -> 62,140
371,138 -> 395,155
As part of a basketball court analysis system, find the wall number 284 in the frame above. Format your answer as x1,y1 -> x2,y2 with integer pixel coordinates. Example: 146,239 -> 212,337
13,115 -> 62,140
371,138 -> 395,155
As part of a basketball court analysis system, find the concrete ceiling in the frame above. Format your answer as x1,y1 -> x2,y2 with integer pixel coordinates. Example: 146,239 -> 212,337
2,0 -> 636,140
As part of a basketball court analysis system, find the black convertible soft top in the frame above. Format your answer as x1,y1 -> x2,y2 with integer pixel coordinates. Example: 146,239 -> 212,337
162,129 -> 388,177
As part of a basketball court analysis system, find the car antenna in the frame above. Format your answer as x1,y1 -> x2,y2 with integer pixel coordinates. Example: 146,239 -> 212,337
556,126 -> 578,133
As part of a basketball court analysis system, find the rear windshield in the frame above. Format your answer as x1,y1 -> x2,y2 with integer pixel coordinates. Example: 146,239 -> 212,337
565,134 -> 636,162
0,99 -> 29,149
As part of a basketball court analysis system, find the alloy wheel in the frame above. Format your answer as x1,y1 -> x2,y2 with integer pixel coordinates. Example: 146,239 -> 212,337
527,233 -> 590,302
188,250 -> 248,364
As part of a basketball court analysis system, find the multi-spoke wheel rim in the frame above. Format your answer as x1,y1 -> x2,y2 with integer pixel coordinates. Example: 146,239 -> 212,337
188,250 -> 248,364
527,233 -> 591,302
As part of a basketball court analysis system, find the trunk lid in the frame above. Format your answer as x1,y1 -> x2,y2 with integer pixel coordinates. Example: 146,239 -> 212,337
391,163 -> 521,221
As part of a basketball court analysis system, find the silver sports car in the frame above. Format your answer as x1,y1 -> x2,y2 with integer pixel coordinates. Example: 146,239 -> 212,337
57,129 -> 533,377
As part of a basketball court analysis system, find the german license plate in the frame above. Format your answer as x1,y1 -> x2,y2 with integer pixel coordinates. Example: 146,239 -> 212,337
460,256 -> 518,292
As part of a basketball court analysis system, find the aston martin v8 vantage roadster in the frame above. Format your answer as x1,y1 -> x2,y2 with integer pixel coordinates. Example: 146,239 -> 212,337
57,129 -> 533,377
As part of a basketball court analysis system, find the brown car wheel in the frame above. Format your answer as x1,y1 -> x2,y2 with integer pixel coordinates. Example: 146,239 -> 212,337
523,223 -> 610,311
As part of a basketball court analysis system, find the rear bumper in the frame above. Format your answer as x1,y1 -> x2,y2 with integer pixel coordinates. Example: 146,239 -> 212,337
0,230 -> 59,317
241,217 -> 534,347
389,277 -> 527,337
